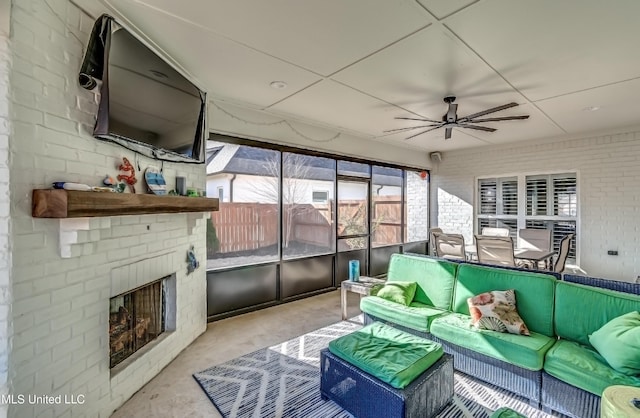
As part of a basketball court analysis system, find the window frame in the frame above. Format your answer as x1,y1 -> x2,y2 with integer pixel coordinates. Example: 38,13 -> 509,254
475,171 -> 580,266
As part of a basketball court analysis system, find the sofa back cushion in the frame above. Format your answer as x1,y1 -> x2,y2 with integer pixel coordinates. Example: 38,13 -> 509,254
453,263 -> 556,337
554,281 -> 640,346
387,254 -> 458,310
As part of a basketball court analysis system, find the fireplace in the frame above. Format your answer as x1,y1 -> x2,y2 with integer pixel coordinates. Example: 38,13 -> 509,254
109,278 -> 166,368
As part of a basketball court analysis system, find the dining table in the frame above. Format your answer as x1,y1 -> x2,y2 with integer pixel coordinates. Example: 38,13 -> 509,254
465,245 -> 555,270
514,248 -> 555,270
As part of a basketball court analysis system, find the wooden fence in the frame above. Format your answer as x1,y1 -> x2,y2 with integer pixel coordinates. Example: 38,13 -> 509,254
210,197 -> 403,254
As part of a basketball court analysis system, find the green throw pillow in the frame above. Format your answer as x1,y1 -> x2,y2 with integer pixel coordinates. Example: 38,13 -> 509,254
376,281 -> 417,306
589,311 -> 640,376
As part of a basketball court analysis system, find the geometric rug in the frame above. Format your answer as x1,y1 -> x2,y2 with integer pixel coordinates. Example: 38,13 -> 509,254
194,318 -> 557,418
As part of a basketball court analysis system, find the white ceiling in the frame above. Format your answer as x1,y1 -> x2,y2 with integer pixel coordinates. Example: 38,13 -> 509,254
80,0 -> 640,153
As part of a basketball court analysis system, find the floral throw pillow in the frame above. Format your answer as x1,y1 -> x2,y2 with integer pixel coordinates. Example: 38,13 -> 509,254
467,290 -> 530,336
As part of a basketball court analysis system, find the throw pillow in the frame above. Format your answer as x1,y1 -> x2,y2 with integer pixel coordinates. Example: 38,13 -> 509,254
589,311 -> 640,376
376,281 -> 418,306
467,289 -> 530,336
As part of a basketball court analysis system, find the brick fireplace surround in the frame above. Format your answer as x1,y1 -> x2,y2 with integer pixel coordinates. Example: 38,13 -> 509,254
1,1 -> 209,417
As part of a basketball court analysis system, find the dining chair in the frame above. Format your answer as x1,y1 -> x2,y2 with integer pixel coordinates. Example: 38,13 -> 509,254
481,227 -> 510,237
433,232 -> 466,260
554,233 -> 575,273
518,228 -> 552,251
474,235 -> 516,267
429,227 -> 443,256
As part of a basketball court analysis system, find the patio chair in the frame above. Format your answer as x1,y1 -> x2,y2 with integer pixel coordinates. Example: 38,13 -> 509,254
518,228 -> 552,269
429,227 -> 443,256
475,235 -> 516,267
481,227 -> 510,237
433,232 -> 466,260
518,228 -> 552,251
554,233 -> 575,273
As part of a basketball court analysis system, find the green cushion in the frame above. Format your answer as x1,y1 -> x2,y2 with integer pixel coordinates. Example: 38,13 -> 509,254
490,407 -> 526,418
387,254 -> 458,309
544,339 -> 640,396
453,264 -> 556,337
430,313 -> 555,370
555,281 -> 640,346
328,322 -> 443,389
375,281 -> 417,306
360,296 -> 450,332
589,311 -> 640,376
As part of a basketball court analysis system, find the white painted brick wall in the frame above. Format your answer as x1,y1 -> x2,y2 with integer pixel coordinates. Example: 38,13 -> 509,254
7,1 -> 208,417
431,132 -> 640,282
0,13 -> 12,418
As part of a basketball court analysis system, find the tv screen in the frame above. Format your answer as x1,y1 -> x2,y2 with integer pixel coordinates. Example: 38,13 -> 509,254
79,15 -> 206,163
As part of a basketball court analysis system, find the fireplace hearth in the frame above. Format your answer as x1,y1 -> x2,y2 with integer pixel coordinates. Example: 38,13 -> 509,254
109,279 -> 165,368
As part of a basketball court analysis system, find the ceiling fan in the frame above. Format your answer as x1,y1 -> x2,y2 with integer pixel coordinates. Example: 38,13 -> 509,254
386,96 -> 530,140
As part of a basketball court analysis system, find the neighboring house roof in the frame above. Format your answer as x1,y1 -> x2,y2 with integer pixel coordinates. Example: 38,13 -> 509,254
207,142 -> 403,186
205,143 -> 239,174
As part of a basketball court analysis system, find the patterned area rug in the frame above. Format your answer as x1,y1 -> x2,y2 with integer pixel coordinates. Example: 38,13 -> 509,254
194,319 -> 557,418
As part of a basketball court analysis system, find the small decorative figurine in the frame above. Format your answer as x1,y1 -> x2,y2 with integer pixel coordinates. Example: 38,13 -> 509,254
117,157 -> 137,193
186,246 -> 199,275
103,175 -> 116,186
144,167 -> 167,195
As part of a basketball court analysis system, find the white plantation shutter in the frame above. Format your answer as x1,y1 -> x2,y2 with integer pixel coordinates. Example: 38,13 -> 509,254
478,179 -> 497,215
552,175 -> 577,216
502,180 -> 518,215
477,177 -> 518,237
526,177 -> 547,216
479,173 -> 578,264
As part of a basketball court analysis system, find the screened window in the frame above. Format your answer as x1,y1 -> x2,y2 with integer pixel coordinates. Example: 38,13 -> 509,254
282,153 -> 336,259
205,139 -> 431,270
372,166 -> 403,247
207,143 -> 280,269
337,180 -> 369,251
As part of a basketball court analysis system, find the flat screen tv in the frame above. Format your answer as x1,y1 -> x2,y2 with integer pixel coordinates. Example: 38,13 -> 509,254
79,15 -> 206,163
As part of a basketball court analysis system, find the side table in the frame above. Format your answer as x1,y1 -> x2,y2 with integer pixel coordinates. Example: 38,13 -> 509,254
601,385 -> 640,417
341,276 -> 386,320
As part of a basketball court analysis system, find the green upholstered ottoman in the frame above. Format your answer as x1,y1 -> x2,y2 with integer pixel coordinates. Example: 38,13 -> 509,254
490,407 -> 527,418
320,322 -> 454,418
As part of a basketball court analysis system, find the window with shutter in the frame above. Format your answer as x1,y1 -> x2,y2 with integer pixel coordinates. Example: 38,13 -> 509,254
478,173 -> 578,265
479,179 -> 497,215
477,177 -> 518,238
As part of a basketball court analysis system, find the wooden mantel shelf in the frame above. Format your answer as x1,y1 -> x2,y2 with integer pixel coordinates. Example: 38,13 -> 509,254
32,189 -> 219,218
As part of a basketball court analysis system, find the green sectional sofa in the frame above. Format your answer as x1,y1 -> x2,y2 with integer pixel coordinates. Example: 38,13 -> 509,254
359,253 -> 640,418
541,281 -> 640,417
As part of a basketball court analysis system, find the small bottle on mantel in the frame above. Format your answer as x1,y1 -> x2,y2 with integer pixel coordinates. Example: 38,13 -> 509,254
52,182 -> 92,191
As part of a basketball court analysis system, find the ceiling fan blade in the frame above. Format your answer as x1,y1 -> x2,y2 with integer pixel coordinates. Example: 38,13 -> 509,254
383,124 -> 442,133
395,116 -> 443,123
405,125 -> 443,140
458,102 -> 519,122
445,127 -> 452,140
468,115 -> 530,123
446,103 -> 458,122
457,124 -> 497,132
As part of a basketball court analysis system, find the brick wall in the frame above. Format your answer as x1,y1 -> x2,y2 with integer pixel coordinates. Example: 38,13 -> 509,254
431,131 -> 640,282
0,9 -> 12,417
7,1 -> 207,417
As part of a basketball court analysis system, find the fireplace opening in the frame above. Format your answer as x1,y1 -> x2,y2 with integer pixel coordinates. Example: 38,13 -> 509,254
109,279 -> 165,368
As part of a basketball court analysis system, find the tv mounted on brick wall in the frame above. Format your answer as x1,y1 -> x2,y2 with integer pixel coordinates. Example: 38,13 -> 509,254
79,15 -> 206,163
